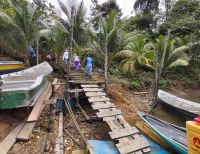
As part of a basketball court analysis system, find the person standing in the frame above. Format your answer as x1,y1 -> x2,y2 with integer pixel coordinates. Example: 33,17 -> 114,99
73,56 -> 80,71
84,54 -> 93,79
63,49 -> 69,66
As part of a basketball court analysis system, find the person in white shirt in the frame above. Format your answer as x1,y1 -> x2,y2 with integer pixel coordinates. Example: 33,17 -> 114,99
63,49 -> 69,65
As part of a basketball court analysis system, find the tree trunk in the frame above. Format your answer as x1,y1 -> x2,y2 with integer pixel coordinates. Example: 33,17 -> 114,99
152,30 -> 170,110
24,52 -> 30,66
104,38 -> 108,95
152,46 -> 159,110
66,6 -> 75,90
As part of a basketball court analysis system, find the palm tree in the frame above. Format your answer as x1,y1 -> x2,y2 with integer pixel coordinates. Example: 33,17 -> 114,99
58,0 -> 87,53
98,10 -> 118,94
0,8 -> 26,52
115,36 -> 154,74
155,35 -> 190,76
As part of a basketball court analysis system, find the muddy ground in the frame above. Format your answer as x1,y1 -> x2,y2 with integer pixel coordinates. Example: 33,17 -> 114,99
1,72 -> 199,153
0,73 -> 150,154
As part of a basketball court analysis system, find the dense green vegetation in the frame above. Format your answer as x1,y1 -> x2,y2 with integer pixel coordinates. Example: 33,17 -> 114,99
1,0 -> 200,91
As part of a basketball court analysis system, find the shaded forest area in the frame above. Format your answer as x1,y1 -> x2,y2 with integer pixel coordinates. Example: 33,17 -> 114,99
1,0 -> 200,91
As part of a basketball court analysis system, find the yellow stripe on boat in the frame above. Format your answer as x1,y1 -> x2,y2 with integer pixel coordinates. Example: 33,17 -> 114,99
0,61 -> 23,70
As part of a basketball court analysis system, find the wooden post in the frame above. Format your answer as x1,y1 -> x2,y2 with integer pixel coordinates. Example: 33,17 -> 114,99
54,112 -> 63,154
36,18 -> 39,65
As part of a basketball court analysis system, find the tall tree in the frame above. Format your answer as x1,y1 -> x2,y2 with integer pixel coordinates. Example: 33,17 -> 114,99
90,0 -> 121,30
134,0 -> 159,15
98,11 -> 118,94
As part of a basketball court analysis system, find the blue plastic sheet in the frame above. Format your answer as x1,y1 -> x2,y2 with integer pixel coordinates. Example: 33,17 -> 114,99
87,140 -> 120,154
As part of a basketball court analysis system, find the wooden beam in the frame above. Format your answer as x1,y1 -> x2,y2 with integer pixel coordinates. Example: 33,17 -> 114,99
0,122 -> 25,154
96,109 -> 122,118
27,82 -> 51,122
16,122 -> 36,141
83,88 -> 103,92
88,97 -> 110,103
91,102 -> 116,110
54,112 -> 63,154
85,92 -> 106,97
109,127 -> 139,139
66,89 -> 84,93
70,80 -> 105,84
81,84 -> 99,88
116,136 -> 149,154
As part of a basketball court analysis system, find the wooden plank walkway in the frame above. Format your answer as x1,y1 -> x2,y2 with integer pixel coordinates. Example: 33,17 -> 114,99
80,81 -> 150,154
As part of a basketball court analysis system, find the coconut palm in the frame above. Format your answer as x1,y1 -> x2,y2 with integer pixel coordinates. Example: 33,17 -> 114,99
0,0 -> 42,65
155,35 -> 190,76
58,0 -> 87,51
97,10 -> 118,94
115,36 -> 154,74
0,8 -> 26,51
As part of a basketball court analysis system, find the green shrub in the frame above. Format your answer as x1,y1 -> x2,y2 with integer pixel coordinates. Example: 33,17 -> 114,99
131,80 -> 143,90
159,79 -> 171,89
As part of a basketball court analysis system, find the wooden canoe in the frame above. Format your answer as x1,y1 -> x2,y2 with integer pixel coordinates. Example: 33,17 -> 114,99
0,62 -> 52,109
158,89 -> 200,117
137,111 -> 187,154
0,61 -> 23,75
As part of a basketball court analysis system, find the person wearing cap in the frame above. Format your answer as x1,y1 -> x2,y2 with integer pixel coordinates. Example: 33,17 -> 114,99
63,49 -> 69,65
84,54 -> 93,79
73,56 -> 80,71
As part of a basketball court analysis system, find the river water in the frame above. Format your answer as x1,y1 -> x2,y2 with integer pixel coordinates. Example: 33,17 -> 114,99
153,90 -> 200,127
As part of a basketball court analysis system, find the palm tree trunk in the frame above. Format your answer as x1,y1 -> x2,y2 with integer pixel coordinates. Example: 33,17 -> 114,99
104,38 -> 108,95
152,30 -> 170,109
152,46 -> 159,109
66,5 -> 75,90
24,51 -> 30,66
159,29 -> 170,77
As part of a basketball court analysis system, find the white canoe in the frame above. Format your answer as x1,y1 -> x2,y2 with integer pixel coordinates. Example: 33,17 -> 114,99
158,89 -> 200,115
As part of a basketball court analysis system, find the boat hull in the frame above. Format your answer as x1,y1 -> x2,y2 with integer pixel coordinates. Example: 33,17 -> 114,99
138,112 -> 188,154
0,62 -> 23,75
158,89 -> 200,116
0,77 -> 48,109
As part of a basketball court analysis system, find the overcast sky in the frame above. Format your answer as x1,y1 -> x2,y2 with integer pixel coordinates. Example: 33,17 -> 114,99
50,0 -> 136,18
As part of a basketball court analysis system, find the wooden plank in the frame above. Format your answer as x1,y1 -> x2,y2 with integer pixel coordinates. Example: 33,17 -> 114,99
85,92 -> 106,97
117,136 -> 149,154
81,84 -> 99,88
70,80 -> 105,84
17,91 -> 51,141
97,109 -> 122,118
0,122 -> 25,154
92,103 -> 116,110
16,122 -> 36,141
52,78 -> 58,85
66,89 -> 84,93
88,97 -> 110,102
142,148 -> 151,153
54,112 -> 63,154
109,127 -> 139,139
83,88 -> 103,92
27,82 -> 51,122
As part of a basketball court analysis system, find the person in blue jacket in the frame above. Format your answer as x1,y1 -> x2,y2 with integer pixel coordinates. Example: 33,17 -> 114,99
84,54 -> 93,79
